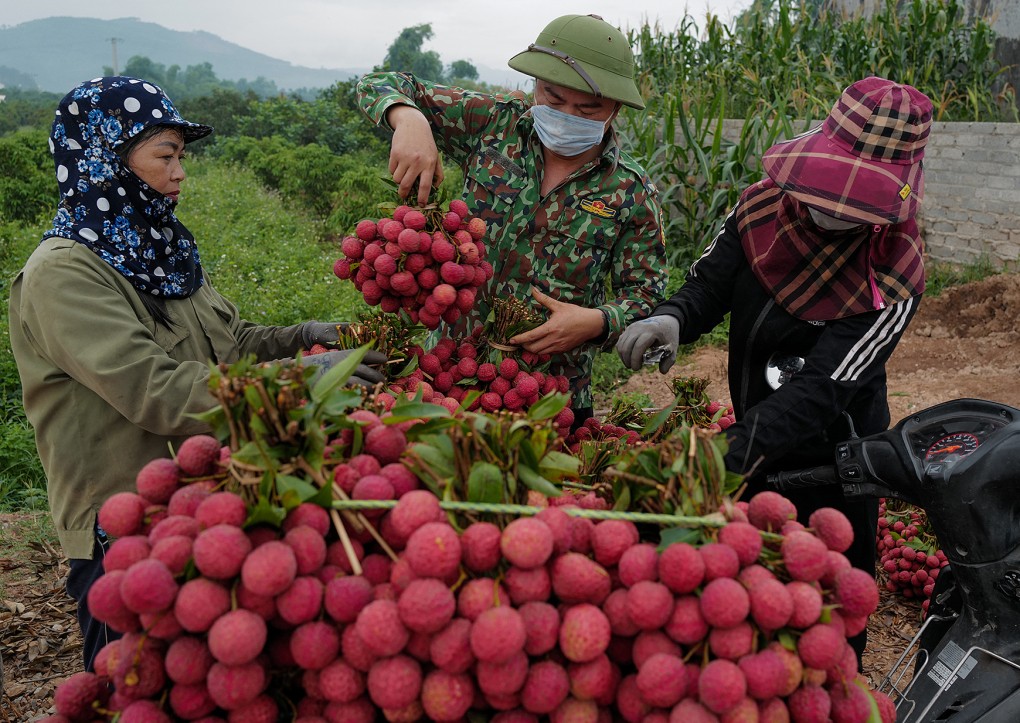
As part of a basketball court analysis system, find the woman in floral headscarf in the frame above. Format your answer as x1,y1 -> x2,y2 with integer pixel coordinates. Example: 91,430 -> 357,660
616,77 -> 934,666
8,77 -> 382,671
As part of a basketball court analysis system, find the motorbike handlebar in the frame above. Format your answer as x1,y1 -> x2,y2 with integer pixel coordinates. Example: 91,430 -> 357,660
766,465 -> 840,492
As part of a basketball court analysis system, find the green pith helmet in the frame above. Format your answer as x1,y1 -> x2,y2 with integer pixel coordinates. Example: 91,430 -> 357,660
508,14 -> 645,110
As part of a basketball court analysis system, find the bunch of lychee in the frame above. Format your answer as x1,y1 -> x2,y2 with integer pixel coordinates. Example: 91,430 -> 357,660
383,335 -> 575,435
333,200 -> 494,330
876,499 -> 949,617
704,399 -> 736,432
565,416 -> 642,454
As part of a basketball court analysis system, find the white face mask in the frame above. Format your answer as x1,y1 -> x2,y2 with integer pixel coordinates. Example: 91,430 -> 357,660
529,104 -> 608,157
808,206 -> 864,231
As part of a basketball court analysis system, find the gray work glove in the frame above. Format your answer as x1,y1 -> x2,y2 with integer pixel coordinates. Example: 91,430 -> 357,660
616,315 -> 682,373
296,349 -> 387,388
300,321 -> 349,349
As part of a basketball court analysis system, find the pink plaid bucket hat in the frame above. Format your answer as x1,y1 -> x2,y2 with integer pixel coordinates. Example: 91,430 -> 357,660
761,77 -> 933,225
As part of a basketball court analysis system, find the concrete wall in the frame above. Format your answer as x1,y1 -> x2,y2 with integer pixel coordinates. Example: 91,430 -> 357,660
713,119 -> 1020,269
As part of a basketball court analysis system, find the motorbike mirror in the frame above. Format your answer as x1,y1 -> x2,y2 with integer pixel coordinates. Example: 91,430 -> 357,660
765,354 -> 805,390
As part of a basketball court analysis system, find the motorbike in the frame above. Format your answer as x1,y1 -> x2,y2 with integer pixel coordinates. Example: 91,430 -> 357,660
765,384 -> 1020,722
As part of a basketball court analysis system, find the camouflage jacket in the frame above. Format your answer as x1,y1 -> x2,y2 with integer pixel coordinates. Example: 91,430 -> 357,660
356,72 -> 668,408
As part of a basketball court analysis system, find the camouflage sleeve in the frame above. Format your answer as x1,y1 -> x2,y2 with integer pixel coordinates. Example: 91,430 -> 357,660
355,71 -> 519,160
595,183 -> 668,344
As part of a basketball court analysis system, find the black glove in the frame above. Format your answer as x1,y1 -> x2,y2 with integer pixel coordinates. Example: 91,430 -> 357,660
616,315 -> 682,373
297,349 -> 387,388
300,321 -> 349,349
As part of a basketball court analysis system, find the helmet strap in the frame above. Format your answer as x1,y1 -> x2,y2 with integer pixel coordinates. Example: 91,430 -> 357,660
526,44 -> 602,98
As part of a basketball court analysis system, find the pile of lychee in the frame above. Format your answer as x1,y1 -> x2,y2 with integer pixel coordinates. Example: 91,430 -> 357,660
876,498 -> 949,617
333,200 -> 493,330
48,414 -> 895,723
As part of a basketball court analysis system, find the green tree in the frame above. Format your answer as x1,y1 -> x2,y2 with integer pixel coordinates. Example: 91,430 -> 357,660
383,24 -> 445,81
448,60 -> 479,81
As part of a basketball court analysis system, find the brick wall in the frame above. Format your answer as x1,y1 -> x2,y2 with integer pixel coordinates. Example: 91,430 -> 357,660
714,120 -> 1020,269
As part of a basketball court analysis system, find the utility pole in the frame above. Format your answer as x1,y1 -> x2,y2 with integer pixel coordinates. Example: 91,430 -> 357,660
108,37 -> 123,75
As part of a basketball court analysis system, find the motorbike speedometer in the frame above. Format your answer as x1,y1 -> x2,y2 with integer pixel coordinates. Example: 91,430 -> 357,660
925,431 -> 980,461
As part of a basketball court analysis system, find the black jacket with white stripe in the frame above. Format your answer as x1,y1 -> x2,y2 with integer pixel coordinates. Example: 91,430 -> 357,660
652,210 -> 921,480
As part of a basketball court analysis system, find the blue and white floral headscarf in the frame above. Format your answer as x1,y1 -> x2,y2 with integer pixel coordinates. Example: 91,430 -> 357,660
44,76 -> 213,298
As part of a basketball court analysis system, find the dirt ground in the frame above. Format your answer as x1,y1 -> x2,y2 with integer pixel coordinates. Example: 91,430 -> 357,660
2,273 -> 1018,720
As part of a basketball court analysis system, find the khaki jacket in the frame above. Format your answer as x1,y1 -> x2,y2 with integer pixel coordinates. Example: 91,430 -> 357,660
8,238 -> 304,558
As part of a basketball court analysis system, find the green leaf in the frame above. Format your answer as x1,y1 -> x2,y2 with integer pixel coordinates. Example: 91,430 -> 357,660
658,526 -> 701,550
276,474 -> 319,503
613,485 -> 632,512
408,442 -> 455,480
310,344 -> 370,403
319,388 -> 367,417
642,399 -> 678,436
538,450 -> 580,480
186,406 -> 228,441
308,482 -> 334,509
386,401 -> 451,423
467,462 -> 504,504
528,392 -> 569,420
517,465 -> 561,498
246,495 -> 287,528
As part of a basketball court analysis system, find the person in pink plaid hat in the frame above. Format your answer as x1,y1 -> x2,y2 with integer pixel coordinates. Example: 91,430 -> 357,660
617,76 -> 933,665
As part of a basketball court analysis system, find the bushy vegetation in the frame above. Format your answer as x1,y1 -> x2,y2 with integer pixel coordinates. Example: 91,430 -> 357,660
0,0 -> 1013,510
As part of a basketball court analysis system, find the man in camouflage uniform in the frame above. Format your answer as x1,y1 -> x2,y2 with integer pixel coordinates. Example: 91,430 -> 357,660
356,14 -> 667,420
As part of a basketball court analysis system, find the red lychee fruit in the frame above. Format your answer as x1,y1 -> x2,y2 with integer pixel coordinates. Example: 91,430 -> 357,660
521,660 -> 570,715
193,523 -> 252,579
748,578 -> 795,631
206,660 -> 266,711
53,671 -> 106,720
134,457 -> 180,505
290,620 -> 342,670
501,517 -> 555,569
208,609 -> 267,666
397,578 -> 456,633
165,635 -> 214,685
404,522 -> 461,580
420,670 -> 475,721
787,580 -> 824,629
698,658 -> 747,715
175,434 -> 221,477
809,506 -> 855,552
173,577 -> 231,633
788,684 -> 832,722
747,491 -> 797,532
781,530 -> 830,582
363,424 -> 407,465
617,543 -> 659,587
103,535 -> 151,573
699,577 -> 750,629
834,567 -> 880,617
367,654 -> 422,709
119,558 -> 178,614
324,575 -> 373,624
98,492 -> 148,538
355,599 -> 410,657
471,605 -> 527,663
241,540 -> 298,596
194,491 -> 247,529
551,552 -> 612,605
625,581 -> 674,630
718,521 -> 764,567
519,600 -> 561,657
658,541 -> 705,594
429,618 -> 475,674
461,521 -> 503,573
797,622 -> 845,670
636,653 -> 687,708
559,603 -> 611,663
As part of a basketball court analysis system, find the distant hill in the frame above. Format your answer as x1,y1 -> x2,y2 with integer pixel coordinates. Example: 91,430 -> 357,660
0,17 -> 370,93
0,17 -> 526,94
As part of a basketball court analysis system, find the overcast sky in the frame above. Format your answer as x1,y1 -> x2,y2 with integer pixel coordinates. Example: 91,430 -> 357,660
4,1 -> 754,73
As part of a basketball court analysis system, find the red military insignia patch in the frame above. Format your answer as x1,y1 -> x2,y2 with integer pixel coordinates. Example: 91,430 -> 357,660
579,198 -> 617,219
